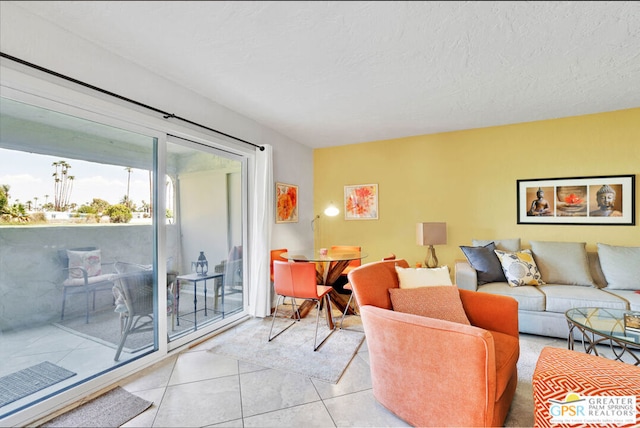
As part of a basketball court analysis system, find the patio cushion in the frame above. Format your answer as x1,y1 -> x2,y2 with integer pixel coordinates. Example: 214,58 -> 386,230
67,249 -> 102,278
63,273 -> 117,287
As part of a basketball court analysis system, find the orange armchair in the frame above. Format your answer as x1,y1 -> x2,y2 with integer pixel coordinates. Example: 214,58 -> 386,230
348,259 -> 519,427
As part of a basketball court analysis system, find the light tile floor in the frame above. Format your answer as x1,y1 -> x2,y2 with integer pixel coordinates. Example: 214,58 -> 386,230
118,320 -> 640,428
3,313 -> 637,427
118,316 -> 412,427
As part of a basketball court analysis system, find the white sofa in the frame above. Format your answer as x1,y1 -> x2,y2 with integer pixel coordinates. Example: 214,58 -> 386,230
455,239 -> 640,339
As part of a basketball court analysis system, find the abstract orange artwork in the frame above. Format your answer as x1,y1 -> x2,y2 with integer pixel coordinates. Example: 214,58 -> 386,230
344,184 -> 378,220
275,182 -> 298,223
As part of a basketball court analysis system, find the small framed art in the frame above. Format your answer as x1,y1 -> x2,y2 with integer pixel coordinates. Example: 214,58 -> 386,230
275,182 -> 298,223
517,174 -> 635,225
344,183 -> 378,220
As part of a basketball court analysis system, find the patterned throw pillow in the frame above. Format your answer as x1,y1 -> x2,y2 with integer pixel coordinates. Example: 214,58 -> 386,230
389,286 -> 470,325
494,249 -> 545,287
67,249 -> 102,278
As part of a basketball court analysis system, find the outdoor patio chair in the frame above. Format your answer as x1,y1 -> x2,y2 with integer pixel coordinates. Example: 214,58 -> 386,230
112,261 -> 154,361
59,247 -> 118,323
223,245 -> 243,294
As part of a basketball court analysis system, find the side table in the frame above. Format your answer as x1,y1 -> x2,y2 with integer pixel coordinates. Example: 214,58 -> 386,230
176,272 -> 224,329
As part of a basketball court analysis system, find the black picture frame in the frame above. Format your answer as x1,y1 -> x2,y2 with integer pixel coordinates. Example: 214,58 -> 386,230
517,174 -> 635,225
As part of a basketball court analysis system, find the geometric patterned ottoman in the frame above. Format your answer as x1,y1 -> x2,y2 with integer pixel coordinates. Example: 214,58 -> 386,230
533,347 -> 640,428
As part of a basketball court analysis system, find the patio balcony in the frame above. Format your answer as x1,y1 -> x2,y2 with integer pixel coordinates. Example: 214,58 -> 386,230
0,223 -> 245,419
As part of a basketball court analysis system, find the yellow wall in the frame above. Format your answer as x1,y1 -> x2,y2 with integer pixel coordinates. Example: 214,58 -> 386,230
313,108 -> 640,271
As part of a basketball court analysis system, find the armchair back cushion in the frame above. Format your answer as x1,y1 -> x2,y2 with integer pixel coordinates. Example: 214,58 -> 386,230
389,286 -> 471,325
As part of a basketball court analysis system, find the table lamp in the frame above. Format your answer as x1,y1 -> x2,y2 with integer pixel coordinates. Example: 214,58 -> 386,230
416,222 -> 447,268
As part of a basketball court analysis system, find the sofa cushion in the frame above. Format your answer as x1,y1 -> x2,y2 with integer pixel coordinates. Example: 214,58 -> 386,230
460,242 -> 507,285
603,289 -> 640,311
494,249 -> 544,287
472,238 -> 520,252
530,241 -> 595,287
597,243 -> 640,290
587,252 -> 608,289
478,283 -> 546,311
395,266 -> 452,288
539,285 -> 628,313
389,286 -> 470,325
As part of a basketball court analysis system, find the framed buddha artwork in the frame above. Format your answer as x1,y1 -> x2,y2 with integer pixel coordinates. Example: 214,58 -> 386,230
517,175 -> 635,225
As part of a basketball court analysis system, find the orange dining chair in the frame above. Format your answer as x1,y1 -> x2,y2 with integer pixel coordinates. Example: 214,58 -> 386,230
330,245 -> 362,278
269,248 -> 288,283
340,253 -> 396,328
269,260 -> 335,351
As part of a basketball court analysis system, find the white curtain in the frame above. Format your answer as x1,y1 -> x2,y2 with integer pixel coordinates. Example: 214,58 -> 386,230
248,144 -> 273,317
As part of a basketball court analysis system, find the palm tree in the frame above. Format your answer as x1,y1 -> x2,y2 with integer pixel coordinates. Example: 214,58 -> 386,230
33,196 -> 39,211
125,167 -> 133,208
52,160 -> 74,211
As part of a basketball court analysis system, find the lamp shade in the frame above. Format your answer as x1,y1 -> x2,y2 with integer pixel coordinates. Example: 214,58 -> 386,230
416,222 -> 447,246
324,204 -> 339,217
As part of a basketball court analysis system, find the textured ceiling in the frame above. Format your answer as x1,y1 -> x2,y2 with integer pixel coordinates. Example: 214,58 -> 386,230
10,1 -> 640,148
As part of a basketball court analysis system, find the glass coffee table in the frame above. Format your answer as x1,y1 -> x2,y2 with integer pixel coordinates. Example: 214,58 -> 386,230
565,307 -> 640,366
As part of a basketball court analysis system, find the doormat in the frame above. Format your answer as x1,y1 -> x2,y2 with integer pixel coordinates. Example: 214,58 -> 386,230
40,386 -> 152,427
0,362 -> 76,407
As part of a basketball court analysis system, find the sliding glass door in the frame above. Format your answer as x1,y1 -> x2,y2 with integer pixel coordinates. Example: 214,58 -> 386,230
0,93 -> 249,419
166,137 -> 245,345
0,96 -> 158,417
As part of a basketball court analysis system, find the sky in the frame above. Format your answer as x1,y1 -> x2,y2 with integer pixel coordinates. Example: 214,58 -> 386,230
0,148 -> 152,210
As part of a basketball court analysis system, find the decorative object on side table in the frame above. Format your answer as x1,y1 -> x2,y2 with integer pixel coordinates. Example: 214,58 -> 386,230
195,251 -> 208,276
624,311 -> 640,333
416,222 -> 447,268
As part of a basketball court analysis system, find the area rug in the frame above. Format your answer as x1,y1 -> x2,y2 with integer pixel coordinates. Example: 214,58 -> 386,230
53,307 -> 154,354
207,309 -> 365,384
0,362 -> 76,407
40,386 -> 152,427
504,334 -> 567,427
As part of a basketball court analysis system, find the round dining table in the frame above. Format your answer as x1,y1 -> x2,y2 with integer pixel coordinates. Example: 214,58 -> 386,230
281,249 -> 368,328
